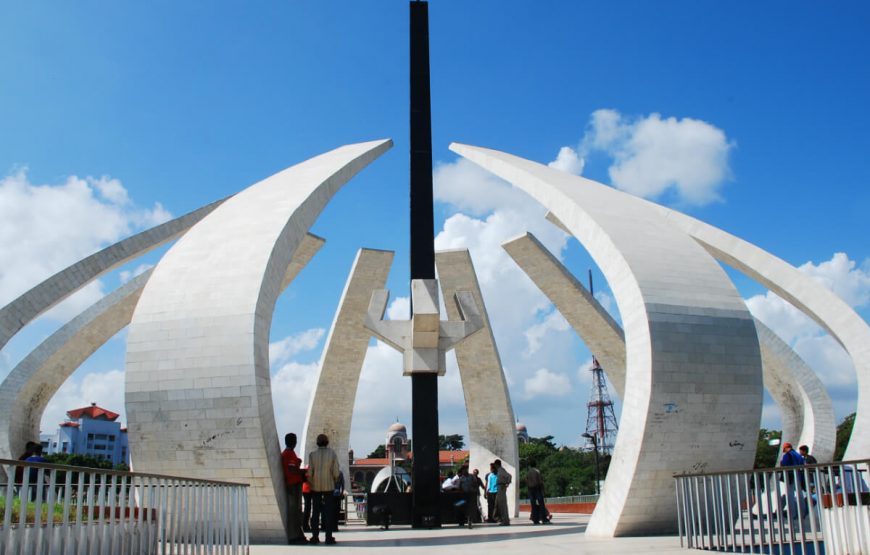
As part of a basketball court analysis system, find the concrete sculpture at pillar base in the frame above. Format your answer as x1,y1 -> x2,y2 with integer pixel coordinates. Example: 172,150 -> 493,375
452,142 -> 764,537
125,140 -> 392,542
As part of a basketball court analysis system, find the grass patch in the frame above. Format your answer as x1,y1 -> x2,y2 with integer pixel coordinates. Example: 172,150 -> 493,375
0,496 -> 69,525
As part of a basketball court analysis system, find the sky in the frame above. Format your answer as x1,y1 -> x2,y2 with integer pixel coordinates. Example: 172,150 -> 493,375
1,1 -> 869,456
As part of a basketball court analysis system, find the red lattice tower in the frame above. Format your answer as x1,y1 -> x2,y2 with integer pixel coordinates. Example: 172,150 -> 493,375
584,357 -> 619,455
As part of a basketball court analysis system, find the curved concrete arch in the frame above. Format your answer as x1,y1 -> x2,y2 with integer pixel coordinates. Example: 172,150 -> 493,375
503,231 -> 835,463
755,320 -> 836,462
451,142 -> 763,537
125,139 -> 391,543
0,270 -> 153,464
435,248 -> 520,517
652,207 -> 870,460
502,232 -> 626,399
302,247 -> 395,485
0,197 -> 228,352
0,233 -> 325,472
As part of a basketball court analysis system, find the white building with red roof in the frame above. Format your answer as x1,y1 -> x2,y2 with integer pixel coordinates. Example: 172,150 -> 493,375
40,402 -> 129,466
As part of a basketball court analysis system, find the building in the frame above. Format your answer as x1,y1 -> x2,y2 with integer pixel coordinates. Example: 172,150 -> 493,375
40,403 -> 129,466
516,421 -> 529,444
349,422 -> 470,492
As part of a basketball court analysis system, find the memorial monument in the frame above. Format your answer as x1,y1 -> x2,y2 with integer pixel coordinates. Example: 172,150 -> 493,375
1,0 -> 868,543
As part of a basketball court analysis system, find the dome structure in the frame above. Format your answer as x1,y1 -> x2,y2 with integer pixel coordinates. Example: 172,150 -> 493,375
516,421 -> 529,444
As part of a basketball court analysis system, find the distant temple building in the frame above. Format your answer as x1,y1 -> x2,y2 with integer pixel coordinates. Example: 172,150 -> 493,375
40,403 -> 129,466
516,421 -> 529,444
349,421 -> 469,492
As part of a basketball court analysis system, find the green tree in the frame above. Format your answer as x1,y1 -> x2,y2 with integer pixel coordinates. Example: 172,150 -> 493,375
834,412 -> 855,461
754,428 -> 782,469
438,434 -> 465,451
367,444 -> 386,458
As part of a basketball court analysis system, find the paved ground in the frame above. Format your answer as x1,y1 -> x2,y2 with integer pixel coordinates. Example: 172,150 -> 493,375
250,513 -> 703,554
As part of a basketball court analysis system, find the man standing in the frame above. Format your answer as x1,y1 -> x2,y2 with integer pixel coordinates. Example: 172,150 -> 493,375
779,442 -> 806,520
308,433 -> 340,545
493,459 -> 512,526
798,445 -> 817,465
485,463 -> 498,522
526,462 -> 549,524
281,433 -> 307,544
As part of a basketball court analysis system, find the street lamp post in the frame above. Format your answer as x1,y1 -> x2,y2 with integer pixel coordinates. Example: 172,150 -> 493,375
582,432 -> 601,496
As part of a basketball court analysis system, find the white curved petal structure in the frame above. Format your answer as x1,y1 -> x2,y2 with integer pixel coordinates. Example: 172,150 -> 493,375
125,139 -> 392,543
302,248 -> 395,483
502,232 -> 626,399
451,142 -> 763,536
755,320 -> 835,462
435,249 -> 519,517
0,232 -> 324,478
504,231 -> 834,464
0,198 -> 227,352
0,270 -> 152,464
653,208 -> 870,460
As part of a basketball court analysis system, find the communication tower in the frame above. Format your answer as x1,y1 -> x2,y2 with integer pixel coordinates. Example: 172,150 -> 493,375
583,270 -> 619,455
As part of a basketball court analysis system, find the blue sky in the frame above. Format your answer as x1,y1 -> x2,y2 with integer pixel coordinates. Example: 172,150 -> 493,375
1,1 -> 869,455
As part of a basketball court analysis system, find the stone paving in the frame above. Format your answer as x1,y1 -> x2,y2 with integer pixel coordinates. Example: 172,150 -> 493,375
250,513 -> 703,554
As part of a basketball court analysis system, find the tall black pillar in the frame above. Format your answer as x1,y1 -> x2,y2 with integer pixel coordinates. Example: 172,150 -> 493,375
409,0 -> 440,528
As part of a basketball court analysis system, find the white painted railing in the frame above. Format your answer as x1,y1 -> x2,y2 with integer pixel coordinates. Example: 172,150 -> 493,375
674,459 -> 870,555
0,458 -> 249,555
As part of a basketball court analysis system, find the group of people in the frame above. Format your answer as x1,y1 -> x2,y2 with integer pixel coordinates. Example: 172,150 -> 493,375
441,459 -> 514,527
281,432 -> 343,546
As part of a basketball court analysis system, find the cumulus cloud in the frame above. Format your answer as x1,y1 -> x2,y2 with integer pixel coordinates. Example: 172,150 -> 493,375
119,263 -> 154,284
549,109 -> 734,206
523,368 -> 572,399
0,169 -> 172,322
548,146 -> 585,175
41,369 -> 126,432
271,360 -> 321,436
745,252 -> 870,405
269,328 -> 326,367
524,310 -> 569,356
433,158 -> 531,217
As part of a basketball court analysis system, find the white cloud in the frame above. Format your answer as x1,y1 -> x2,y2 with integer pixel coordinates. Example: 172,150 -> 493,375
524,309 -> 569,356
0,169 -> 173,322
119,263 -> 154,284
745,252 -> 870,421
433,158 -> 531,217
91,176 -> 130,205
548,146 -> 584,175
269,328 -> 326,367
386,296 -> 410,321
271,360 -> 321,437
523,368 -> 572,399
552,109 -> 733,206
798,253 -> 870,308
41,369 -> 126,432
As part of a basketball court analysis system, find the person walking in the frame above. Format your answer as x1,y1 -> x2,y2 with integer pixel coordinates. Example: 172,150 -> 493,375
472,468 -> 486,524
526,462 -> 550,524
280,433 -> 307,544
493,459 -> 512,526
308,434 -> 340,545
457,465 -> 479,528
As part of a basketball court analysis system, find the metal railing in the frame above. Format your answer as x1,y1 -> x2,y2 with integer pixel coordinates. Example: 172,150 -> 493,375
674,459 -> 870,555
0,458 -> 249,555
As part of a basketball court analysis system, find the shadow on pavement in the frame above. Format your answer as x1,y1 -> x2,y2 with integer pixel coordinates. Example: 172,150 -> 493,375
333,522 -> 588,547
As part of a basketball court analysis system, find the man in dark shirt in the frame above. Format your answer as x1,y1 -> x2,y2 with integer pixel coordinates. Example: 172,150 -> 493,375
798,445 -> 817,465
526,462 -> 550,524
